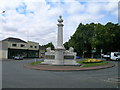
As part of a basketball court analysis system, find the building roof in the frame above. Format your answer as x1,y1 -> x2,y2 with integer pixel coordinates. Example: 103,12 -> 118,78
2,37 -> 27,43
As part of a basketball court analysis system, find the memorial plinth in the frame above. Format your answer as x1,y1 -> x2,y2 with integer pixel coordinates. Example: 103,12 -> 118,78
41,16 -> 79,65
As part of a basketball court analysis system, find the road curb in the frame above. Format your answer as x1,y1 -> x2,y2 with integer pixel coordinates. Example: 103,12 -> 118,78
24,62 -> 115,71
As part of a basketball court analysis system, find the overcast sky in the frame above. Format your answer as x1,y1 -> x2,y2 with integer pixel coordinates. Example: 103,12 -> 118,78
0,0 -> 119,46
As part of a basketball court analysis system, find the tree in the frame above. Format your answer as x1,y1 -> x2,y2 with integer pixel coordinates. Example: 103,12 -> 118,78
42,42 -> 55,50
64,22 -> 120,58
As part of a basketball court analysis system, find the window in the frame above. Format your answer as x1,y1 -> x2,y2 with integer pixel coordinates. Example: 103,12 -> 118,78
35,46 -> 37,48
21,44 -> 25,47
30,46 -> 33,48
12,44 -> 17,47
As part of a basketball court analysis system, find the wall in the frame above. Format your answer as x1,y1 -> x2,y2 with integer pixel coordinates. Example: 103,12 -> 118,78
0,40 -> 39,60
7,41 -> 39,50
0,41 -> 8,60
8,42 -> 28,50
0,42 -> 2,60
27,41 -> 39,50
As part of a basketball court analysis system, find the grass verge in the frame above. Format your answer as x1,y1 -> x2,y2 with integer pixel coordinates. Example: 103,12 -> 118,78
77,60 -> 109,67
31,59 -> 109,68
31,61 -> 43,65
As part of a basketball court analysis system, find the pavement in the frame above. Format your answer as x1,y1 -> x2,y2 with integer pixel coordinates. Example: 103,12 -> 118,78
24,62 -> 115,71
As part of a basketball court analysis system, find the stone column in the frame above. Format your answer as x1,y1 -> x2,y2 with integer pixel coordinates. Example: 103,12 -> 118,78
53,16 -> 65,65
56,16 -> 64,49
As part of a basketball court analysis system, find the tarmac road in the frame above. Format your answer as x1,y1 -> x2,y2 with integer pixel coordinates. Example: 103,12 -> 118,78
2,59 -> 119,88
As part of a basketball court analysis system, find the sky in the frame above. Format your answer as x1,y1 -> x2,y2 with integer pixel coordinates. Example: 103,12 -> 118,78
0,0 -> 119,46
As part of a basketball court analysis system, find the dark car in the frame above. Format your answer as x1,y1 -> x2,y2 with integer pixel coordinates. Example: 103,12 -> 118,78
76,56 -> 81,59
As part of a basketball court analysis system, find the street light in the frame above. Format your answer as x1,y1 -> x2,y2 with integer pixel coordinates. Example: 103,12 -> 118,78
0,11 -> 5,17
91,48 -> 96,58
83,41 -> 86,58
101,49 -> 103,59
1,11 -> 5,14
2,11 -> 5,13
1,10 -> 6,24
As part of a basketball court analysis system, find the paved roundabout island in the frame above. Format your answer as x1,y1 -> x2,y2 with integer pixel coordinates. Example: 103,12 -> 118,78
24,59 -> 115,71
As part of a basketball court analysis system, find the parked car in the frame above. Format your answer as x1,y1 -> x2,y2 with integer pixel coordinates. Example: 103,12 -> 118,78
76,56 -> 81,59
103,52 -> 120,61
14,56 -> 23,60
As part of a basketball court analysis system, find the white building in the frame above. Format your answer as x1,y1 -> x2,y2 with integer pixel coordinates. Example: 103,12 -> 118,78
0,37 -> 39,60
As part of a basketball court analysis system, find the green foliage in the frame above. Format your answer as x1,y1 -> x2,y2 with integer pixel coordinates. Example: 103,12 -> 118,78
42,42 -> 55,50
64,22 -> 120,57
31,61 -> 43,65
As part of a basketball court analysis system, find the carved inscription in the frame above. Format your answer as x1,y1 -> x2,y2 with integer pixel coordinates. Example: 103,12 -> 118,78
45,55 -> 55,59
64,55 -> 74,59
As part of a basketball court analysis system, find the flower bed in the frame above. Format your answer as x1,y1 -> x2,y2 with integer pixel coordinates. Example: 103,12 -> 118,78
83,58 -> 103,63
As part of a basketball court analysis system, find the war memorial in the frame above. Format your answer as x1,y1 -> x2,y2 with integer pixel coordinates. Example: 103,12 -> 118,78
25,16 -> 114,71
41,16 -> 79,65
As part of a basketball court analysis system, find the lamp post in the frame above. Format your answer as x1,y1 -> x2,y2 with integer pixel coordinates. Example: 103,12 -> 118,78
1,11 -> 6,23
91,48 -> 96,58
83,41 -> 86,58
0,11 -> 5,15
101,49 -> 103,59
2,11 -> 5,13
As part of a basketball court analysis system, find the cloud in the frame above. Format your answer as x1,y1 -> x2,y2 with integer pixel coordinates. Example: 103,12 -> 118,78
0,0 -> 118,46
64,1 -> 85,14
104,2 -> 118,16
2,26 -> 18,32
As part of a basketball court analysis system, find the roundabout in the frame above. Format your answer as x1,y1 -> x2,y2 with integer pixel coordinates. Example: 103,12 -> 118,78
24,16 -> 115,71
24,59 -> 115,71
3,59 -> 118,88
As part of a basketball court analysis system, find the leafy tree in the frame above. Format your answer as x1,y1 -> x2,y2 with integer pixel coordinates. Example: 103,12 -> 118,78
42,42 -> 54,50
64,22 -> 120,58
